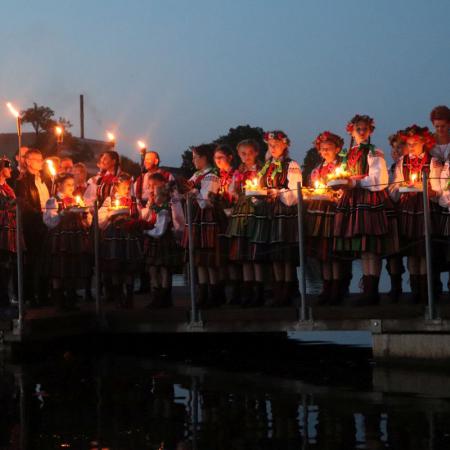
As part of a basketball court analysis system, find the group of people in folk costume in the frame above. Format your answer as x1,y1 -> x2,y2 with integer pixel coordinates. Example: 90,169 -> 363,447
0,104 -> 449,312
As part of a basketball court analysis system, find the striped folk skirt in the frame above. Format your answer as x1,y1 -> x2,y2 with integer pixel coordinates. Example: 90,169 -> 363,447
304,199 -> 336,262
333,187 -> 399,257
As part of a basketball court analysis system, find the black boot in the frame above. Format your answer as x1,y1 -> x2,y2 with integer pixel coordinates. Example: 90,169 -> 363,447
227,281 -> 241,306
329,279 -> 343,306
409,274 -> 421,304
266,281 -> 283,307
317,280 -> 333,306
124,284 -> 134,309
103,277 -> 115,303
388,274 -> 402,304
160,287 -> 173,308
65,289 -> 80,311
419,275 -> 429,304
368,275 -> 380,305
240,281 -> 254,307
136,271 -> 151,294
197,284 -> 209,309
215,282 -> 227,306
147,287 -> 162,309
52,288 -> 66,312
350,275 -> 369,306
113,284 -> 125,308
253,282 -> 265,307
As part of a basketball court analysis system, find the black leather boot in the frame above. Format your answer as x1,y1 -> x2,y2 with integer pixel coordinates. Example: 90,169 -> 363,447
388,274 -> 402,304
317,280 -> 332,306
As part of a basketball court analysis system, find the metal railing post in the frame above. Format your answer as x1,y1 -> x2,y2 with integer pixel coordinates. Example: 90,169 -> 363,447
422,171 -> 435,320
296,182 -> 307,321
15,202 -> 24,337
93,200 -> 102,317
186,194 -> 198,323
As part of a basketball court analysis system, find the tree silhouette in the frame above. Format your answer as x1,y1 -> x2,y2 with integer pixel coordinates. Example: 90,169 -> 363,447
21,103 -> 55,138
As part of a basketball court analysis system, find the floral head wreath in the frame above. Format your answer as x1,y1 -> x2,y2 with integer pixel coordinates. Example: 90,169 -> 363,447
314,131 -> 344,150
263,130 -> 290,146
399,125 -> 436,151
346,114 -> 376,134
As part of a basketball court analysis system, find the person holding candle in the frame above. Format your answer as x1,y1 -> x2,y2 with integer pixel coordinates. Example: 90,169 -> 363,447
134,151 -> 176,296
98,172 -> 142,308
333,115 -> 397,305
305,131 -> 344,305
0,157 -> 18,311
213,144 -> 239,305
141,180 -> 179,308
390,125 -> 439,303
15,149 -> 51,307
181,144 -> 222,308
249,130 -> 302,306
43,173 -> 92,311
227,139 -> 264,306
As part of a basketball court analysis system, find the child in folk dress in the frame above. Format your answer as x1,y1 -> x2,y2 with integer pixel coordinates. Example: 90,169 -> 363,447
391,125 -> 440,303
305,132 -> 343,305
98,172 -> 142,308
43,173 -> 92,310
248,131 -> 302,306
227,139 -> 263,306
333,115 -> 398,305
142,184 -> 178,308
181,144 -> 224,308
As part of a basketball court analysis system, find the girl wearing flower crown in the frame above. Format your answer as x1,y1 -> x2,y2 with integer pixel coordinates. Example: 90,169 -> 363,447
0,157 -> 18,311
141,176 -> 179,309
248,130 -> 302,306
181,144 -> 224,308
43,173 -> 92,311
98,172 -> 142,308
213,144 -> 240,305
333,115 -> 398,305
305,132 -> 344,305
391,125 -> 440,303
227,139 -> 263,306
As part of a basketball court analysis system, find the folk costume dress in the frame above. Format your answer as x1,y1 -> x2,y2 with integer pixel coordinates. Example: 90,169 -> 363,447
227,163 -> 261,262
0,182 -> 17,267
333,143 -> 398,256
43,195 -> 92,282
141,202 -> 179,267
216,168 -> 236,265
84,170 -> 121,207
248,157 -> 302,263
391,153 -> 441,256
98,194 -> 143,273
181,167 -> 222,266
305,160 -> 340,262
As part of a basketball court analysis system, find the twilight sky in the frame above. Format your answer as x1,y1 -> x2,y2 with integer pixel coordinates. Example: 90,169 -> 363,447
0,0 -> 449,166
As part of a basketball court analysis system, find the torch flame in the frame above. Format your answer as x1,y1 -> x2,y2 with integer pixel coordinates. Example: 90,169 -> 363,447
137,140 -> 146,150
106,131 -> 115,142
6,102 -> 19,118
55,126 -> 63,136
46,159 -> 56,177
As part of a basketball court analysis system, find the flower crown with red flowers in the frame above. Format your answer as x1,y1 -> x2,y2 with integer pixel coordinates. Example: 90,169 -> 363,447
263,130 -> 290,146
314,131 -> 344,150
399,125 -> 436,151
346,114 -> 376,134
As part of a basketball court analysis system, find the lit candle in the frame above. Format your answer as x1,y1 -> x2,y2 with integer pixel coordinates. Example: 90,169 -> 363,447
75,195 -> 81,206
114,198 -> 120,208
411,173 -> 417,183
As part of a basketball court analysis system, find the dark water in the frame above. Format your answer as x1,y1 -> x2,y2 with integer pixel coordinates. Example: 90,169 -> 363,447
1,334 -> 450,450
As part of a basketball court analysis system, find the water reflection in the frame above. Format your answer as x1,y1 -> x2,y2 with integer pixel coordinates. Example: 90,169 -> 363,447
1,353 -> 450,449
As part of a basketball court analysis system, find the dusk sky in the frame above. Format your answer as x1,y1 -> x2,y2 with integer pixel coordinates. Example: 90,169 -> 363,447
0,0 -> 449,166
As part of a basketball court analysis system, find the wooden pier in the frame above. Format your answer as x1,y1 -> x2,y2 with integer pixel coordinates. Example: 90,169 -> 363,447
2,286 -> 450,363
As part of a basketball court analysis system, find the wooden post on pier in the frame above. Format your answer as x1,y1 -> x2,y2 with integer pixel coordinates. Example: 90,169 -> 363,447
186,193 -> 198,324
15,202 -> 24,338
93,200 -> 102,318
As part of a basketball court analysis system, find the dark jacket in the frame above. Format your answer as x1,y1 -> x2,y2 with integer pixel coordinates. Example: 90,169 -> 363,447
15,171 -> 52,248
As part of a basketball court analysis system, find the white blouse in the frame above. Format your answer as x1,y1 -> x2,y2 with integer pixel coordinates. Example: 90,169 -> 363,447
353,148 -> 389,192
144,209 -> 171,239
277,160 -> 303,206
189,167 -> 220,209
43,195 -> 92,229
